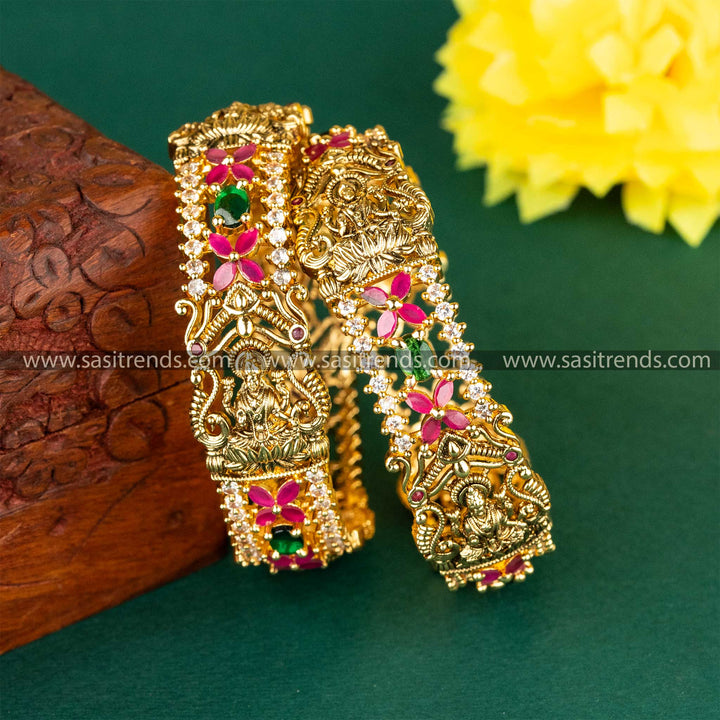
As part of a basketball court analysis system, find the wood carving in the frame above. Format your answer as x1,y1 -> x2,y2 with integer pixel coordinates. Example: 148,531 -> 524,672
0,68 -> 227,653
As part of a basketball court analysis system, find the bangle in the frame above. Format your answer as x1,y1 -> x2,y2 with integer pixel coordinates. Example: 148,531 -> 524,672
292,125 -> 554,591
168,103 -> 374,571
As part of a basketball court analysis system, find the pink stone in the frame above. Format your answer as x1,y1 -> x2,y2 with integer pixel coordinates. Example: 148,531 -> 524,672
443,410 -> 469,430
291,326 -> 306,341
421,417 -> 442,443
505,554 -> 525,574
329,132 -> 351,147
406,392 -> 434,414
433,379 -> 454,408
410,490 -> 424,502
390,272 -> 411,299
377,309 -> 398,338
280,505 -> 305,524
304,143 -> 328,160
232,164 -> 254,181
233,144 -> 256,162
276,480 -> 300,505
238,259 -> 264,283
206,164 -> 229,185
505,450 -> 518,461
291,196 -> 303,205
481,569 -> 502,585
190,342 -> 204,356
206,148 -> 227,163
361,286 -> 388,306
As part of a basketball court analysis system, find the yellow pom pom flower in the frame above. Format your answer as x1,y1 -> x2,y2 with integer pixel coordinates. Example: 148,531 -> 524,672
435,0 -> 720,246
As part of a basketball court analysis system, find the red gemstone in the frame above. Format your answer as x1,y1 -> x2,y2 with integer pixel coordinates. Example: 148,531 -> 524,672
505,554 -> 525,574
505,450 -> 518,461
410,490 -> 424,502
481,569 -> 501,585
304,143 -> 328,160
291,326 -> 305,341
291,196 -> 304,205
206,148 -> 227,163
190,342 -> 203,356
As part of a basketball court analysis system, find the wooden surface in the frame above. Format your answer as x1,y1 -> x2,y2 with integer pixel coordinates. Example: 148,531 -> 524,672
0,68 -> 227,653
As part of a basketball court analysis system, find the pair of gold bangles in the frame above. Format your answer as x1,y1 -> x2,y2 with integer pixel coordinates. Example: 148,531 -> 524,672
169,102 -> 554,592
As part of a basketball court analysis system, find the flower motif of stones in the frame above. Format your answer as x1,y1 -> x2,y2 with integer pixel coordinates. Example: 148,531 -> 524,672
272,548 -> 323,571
406,379 -> 470,443
209,228 -> 264,290
362,272 -> 427,338
205,144 -> 256,185
304,131 -> 352,161
248,481 -> 305,526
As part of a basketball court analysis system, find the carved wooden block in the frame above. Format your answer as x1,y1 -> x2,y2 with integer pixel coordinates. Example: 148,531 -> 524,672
0,68 -> 227,653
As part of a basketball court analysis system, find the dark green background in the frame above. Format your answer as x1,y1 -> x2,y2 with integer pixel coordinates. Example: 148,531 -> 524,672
1,2 -> 718,718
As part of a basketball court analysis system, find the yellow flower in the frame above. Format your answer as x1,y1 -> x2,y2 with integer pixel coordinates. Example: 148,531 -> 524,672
435,0 -> 720,246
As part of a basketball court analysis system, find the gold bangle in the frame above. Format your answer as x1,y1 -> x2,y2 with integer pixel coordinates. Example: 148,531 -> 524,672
292,125 -> 554,591
168,103 -> 374,571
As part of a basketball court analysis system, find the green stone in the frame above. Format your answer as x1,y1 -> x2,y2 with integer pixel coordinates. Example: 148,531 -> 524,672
396,335 -> 434,381
213,186 -> 249,228
269,527 -> 304,555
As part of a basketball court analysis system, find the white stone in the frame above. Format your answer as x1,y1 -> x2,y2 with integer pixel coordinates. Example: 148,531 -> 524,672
346,317 -> 365,335
417,264 -> 438,283
267,209 -> 285,225
368,375 -> 388,394
443,322 -> 462,340
180,174 -> 200,189
183,220 -> 202,238
353,336 -> 372,353
394,434 -> 414,452
266,177 -> 283,191
187,278 -> 207,298
184,239 -> 204,256
271,247 -> 289,266
385,414 -> 403,432
273,269 -> 292,286
378,396 -> 396,414
268,227 -> 288,246
182,204 -> 203,220
467,382 -> 487,399
180,189 -> 200,204
266,162 -> 283,176
266,192 -> 284,206
460,364 -> 479,382
337,299 -> 357,317
309,483 -> 328,497
427,283 -> 445,303
435,302 -> 454,321
185,259 -> 204,277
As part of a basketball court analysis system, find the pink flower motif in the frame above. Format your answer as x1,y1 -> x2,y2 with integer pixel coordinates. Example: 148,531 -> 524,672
406,379 -> 469,443
362,272 -> 427,338
205,143 -> 256,185
303,132 -> 351,161
209,228 -> 264,290
272,548 -> 323,571
248,480 -> 305,526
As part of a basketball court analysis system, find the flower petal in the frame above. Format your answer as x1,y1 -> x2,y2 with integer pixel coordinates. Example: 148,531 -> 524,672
397,303 -> 426,325
213,261 -> 237,291
206,164 -> 229,185
299,550 -> 323,569
406,391 -> 434,414
231,163 -> 254,182
255,508 -> 277,526
276,480 -> 300,505
376,310 -> 398,338
361,287 -> 388,306
248,485 -> 274,507
443,409 -> 469,430
235,228 -> 258,255
304,143 -> 328,160
273,555 -> 293,569
390,272 -> 412,299
206,148 -> 227,164
421,417 -> 442,443
233,144 -> 256,162
209,233 -> 233,257
433,379 -> 454,408
329,132 -> 351,147
238,259 -> 264,283
281,505 -> 305,523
